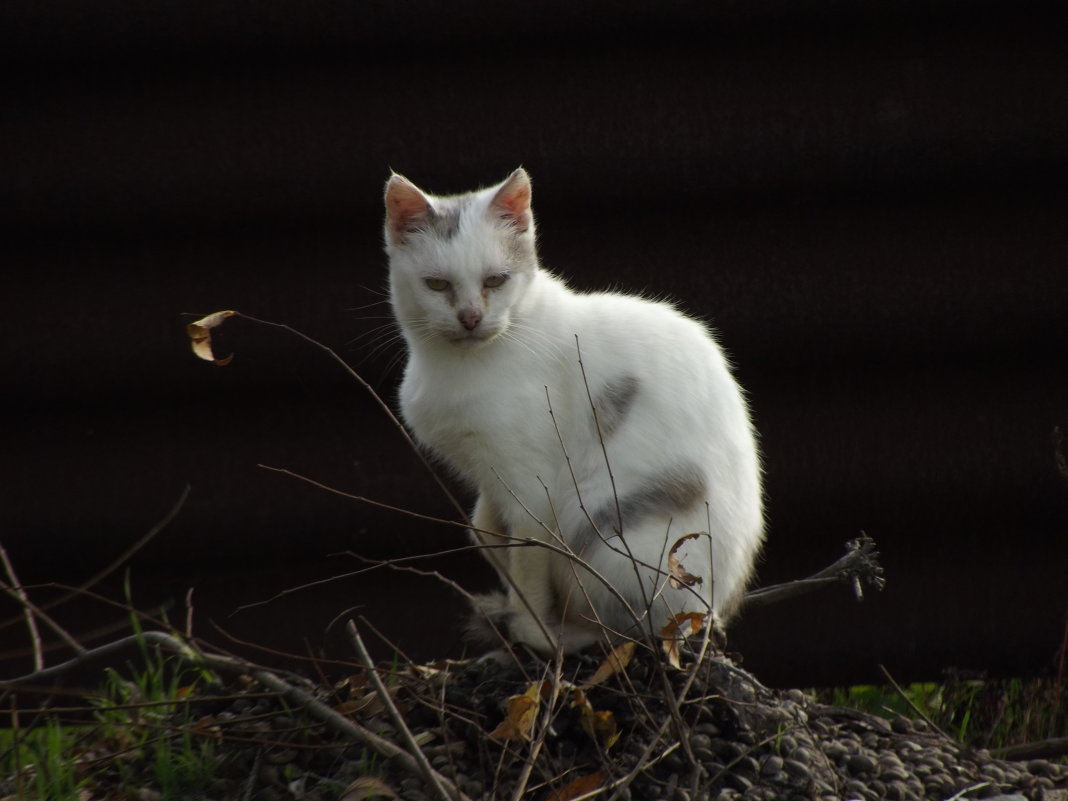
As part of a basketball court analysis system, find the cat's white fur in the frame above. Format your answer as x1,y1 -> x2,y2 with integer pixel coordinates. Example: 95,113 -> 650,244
384,168 -> 764,653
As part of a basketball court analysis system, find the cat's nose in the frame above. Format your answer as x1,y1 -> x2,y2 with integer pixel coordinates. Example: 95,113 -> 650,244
458,307 -> 482,330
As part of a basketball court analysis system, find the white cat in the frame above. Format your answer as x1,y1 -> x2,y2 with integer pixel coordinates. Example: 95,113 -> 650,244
384,168 -> 764,654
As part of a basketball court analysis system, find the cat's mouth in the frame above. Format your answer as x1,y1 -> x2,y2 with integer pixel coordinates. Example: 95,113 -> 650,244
447,327 -> 499,347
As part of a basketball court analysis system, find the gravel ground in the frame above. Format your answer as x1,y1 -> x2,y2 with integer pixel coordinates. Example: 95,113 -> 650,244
175,643 -> 1067,801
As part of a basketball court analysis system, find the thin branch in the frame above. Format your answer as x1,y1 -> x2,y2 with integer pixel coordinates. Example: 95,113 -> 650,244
989,736 -> 1068,761
877,663 -> 952,742
347,620 -> 472,801
510,657 -> 564,801
233,312 -> 470,525
741,534 -> 884,610
0,543 -> 43,671
0,485 -> 191,638
0,560 -> 86,661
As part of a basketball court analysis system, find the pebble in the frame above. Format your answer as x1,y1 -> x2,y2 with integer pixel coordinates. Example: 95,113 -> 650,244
847,753 -> 877,775
135,646 -> 1068,801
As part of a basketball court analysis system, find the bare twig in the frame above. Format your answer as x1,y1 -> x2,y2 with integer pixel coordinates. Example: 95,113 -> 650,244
0,486 -> 192,641
0,543 -> 44,671
0,549 -> 86,662
989,736 -> 1068,761
3,628 -> 472,801
741,534 -> 884,610
943,781 -> 991,801
510,656 -> 564,801
231,312 -> 470,524
877,663 -> 952,741
347,620 -> 472,801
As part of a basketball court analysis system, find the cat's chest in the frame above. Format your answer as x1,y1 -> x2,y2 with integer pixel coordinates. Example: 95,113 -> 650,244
400,364 -> 557,472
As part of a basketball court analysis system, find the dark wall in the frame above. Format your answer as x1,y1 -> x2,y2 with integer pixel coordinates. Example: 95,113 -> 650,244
2,1 -> 1066,687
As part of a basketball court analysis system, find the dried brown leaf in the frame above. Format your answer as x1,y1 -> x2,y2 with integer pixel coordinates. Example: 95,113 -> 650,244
489,681 -> 543,742
571,689 -> 621,750
667,532 -> 705,589
187,309 -> 236,365
659,611 -> 708,669
338,776 -> 398,801
545,771 -> 605,801
582,640 -> 636,688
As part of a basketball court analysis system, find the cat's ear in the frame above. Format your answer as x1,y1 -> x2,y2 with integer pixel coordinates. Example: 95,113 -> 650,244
488,168 -> 532,233
385,173 -> 433,245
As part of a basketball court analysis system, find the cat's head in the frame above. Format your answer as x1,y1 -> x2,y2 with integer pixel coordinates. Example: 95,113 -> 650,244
384,168 -> 538,349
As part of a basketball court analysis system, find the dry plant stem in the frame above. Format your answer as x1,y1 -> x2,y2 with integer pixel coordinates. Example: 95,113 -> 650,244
235,312 -> 470,525
741,535 -> 883,610
256,462 -> 642,634
346,620 -> 472,801
511,656 -> 565,801
0,631 -> 192,687
0,543 -> 44,671
341,555 -> 530,676
542,386 -> 656,632
944,782 -> 991,801
0,485 -> 191,638
0,551 -> 85,662
572,339 -> 662,637
492,465 -> 648,629
990,736 -> 1068,761
604,626 -> 714,801
1,629 -> 470,801
877,663 -> 952,741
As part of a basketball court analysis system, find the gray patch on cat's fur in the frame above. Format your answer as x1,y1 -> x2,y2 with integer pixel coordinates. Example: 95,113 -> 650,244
594,375 -> 641,438
572,463 -> 707,554
423,198 -> 472,240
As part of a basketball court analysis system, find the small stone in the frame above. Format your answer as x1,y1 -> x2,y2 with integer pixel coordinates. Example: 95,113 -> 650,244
1027,759 -> 1050,775
890,715 -> 912,733
760,755 -> 784,776
738,756 -> 760,778
784,689 -> 807,705
724,773 -> 752,792
690,733 -> 713,753
843,778 -> 868,797
822,741 -> 849,762
846,754 -> 877,775
783,759 -> 810,781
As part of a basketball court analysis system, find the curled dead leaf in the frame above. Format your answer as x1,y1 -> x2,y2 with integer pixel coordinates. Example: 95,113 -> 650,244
187,310 -> 237,365
582,640 -> 636,688
489,681 -> 544,742
659,611 -> 709,669
572,689 -> 621,750
545,771 -> 605,801
338,776 -> 398,801
668,532 -> 706,589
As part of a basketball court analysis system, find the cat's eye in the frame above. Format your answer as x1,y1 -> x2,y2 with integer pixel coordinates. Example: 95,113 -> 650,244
483,273 -> 509,289
424,277 -> 451,291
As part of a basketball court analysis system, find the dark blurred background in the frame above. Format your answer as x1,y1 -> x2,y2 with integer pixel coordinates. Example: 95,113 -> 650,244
2,1 -> 1066,688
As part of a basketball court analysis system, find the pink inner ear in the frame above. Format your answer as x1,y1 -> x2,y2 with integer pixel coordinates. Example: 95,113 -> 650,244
386,177 -> 431,239
491,172 -> 532,231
